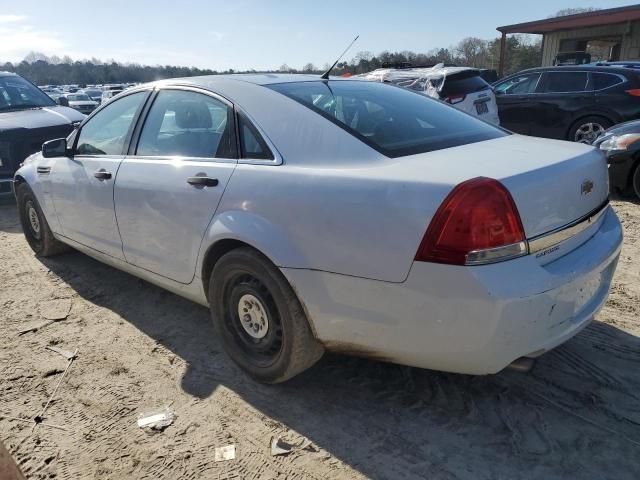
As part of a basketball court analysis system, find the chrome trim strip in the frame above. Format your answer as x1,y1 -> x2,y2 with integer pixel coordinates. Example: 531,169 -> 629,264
528,202 -> 609,254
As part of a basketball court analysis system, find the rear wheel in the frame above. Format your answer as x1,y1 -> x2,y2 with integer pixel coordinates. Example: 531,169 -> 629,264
568,116 -> 612,144
209,247 -> 324,383
16,183 -> 69,257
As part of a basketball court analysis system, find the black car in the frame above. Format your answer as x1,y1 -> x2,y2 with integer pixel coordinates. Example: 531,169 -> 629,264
494,65 -> 640,143
0,72 -> 85,197
593,119 -> 640,199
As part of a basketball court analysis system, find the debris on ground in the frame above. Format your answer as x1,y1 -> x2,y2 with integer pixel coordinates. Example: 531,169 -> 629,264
39,298 -> 72,321
45,345 -> 77,361
18,320 -> 55,336
270,436 -> 294,456
33,348 -> 78,433
137,407 -> 175,431
214,444 -> 236,462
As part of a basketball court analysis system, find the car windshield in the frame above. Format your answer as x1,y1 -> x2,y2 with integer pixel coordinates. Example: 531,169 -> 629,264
0,75 -> 56,111
268,80 -> 506,158
83,90 -> 101,97
68,94 -> 91,101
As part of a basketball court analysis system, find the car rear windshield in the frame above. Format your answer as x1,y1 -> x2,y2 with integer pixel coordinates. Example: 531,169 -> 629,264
440,71 -> 490,97
267,80 -> 506,158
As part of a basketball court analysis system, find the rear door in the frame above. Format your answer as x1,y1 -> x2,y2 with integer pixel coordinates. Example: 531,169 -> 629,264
114,87 -> 237,283
494,72 -> 542,134
50,90 -> 150,259
534,70 -> 592,139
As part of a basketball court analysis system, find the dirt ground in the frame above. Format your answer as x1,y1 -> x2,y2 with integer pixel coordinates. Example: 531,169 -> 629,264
1,198 -> 639,480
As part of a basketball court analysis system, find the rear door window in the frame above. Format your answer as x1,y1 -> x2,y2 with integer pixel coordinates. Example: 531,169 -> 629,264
238,113 -> 273,160
136,89 -> 236,159
591,72 -> 624,90
268,80 -> 506,158
542,72 -> 589,93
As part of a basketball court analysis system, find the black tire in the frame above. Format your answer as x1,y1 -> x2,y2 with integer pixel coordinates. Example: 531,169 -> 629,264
16,183 -> 69,257
568,116 -> 612,144
209,247 -> 324,383
632,163 -> 640,201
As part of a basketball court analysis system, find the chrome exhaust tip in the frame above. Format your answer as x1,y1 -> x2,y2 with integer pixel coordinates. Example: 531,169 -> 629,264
507,356 -> 536,373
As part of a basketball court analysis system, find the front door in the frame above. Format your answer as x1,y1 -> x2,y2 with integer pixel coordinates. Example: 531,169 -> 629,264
51,91 -> 150,259
494,71 -> 542,135
114,88 -> 237,283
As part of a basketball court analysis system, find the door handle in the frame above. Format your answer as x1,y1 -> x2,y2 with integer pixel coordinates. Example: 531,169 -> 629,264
187,176 -> 218,187
94,169 -> 112,180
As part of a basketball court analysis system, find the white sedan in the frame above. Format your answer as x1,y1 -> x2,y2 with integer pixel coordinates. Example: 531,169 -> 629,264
14,75 -> 622,383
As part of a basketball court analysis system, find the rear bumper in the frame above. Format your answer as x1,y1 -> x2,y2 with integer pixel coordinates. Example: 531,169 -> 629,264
283,206 -> 622,374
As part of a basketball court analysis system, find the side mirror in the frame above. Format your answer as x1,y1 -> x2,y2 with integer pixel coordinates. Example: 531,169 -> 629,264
42,138 -> 68,158
58,96 -> 69,107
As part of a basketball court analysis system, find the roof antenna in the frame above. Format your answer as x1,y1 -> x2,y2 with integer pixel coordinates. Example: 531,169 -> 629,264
320,35 -> 359,80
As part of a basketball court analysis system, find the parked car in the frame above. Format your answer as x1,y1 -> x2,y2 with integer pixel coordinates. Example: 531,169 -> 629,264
14,75 -> 621,383
59,93 -> 98,114
494,65 -> 640,143
593,119 -> 640,199
81,88 -> 103,104
0,72 -> 84,197
101,85 -> 125,103
355,65 -> 501,125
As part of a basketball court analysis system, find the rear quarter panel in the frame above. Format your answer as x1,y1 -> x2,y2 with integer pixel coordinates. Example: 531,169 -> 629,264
200,161 -> 449,283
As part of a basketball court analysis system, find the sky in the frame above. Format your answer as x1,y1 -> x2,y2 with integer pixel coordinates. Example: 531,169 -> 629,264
0,0 -> 632,71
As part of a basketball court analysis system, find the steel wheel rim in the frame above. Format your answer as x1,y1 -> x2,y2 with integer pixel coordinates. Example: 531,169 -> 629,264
25,200 -> 41,240
574,122 -> 605,144
224,273 -> 283,367
237,293 -> 269,339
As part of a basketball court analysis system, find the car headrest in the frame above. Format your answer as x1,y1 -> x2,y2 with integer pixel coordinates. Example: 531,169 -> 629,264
173,100 -> 212,129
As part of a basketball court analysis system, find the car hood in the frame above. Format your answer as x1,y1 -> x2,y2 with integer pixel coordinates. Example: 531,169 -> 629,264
0,106 -> 85,132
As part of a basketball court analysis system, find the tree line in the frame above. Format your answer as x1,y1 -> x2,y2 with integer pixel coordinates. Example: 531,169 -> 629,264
2,34 -> 542,86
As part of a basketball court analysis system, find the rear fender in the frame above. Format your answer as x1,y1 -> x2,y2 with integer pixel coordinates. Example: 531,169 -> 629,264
196,209 -> 308,278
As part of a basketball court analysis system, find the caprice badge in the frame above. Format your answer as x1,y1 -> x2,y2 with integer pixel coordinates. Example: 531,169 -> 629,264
581,179 -> 594,196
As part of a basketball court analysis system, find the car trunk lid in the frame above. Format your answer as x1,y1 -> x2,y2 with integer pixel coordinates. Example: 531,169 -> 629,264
388,134 -> 609,240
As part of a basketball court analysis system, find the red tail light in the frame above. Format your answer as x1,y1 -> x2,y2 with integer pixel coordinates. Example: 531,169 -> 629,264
415,177 -> 527,265
626,89 -> 640,96
445,94 -> 466,104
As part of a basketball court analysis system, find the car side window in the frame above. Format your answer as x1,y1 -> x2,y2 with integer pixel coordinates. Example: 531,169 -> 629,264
136,89 -> 235,159
75,92 -> 147,155
592,73 -> 624,91
238,113 -> 274,160
542,72 -> 588,93
495,73 -> 541,95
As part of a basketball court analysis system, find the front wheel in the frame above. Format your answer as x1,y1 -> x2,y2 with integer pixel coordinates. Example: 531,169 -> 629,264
209,247 -> 324,383
16,183 -> 69,257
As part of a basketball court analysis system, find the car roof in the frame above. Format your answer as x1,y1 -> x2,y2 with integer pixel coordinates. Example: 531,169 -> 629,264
0,71 -> 17,78
163,73 -> 324,86
502,65 -> 640,77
